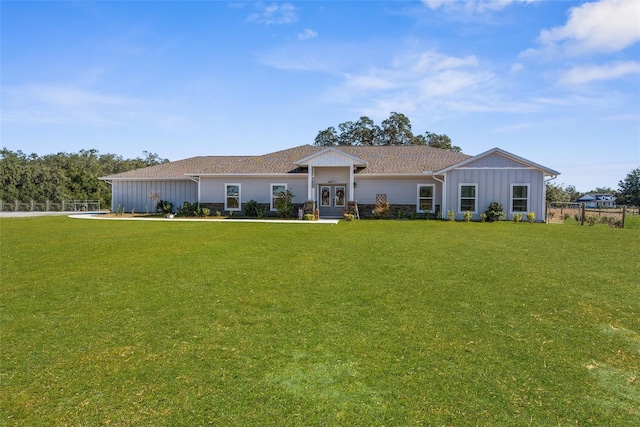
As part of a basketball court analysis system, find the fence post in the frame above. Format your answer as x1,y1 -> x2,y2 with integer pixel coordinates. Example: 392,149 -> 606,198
622,205 -> 626,229
580,203 -> 585,226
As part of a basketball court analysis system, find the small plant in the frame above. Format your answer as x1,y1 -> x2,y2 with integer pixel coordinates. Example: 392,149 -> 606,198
156,200 -> 173,215
480,213 -> 487,223
215,210 -> 222,217
149,191 -> 161,210
463,210 -> 472,222
527,211 -> 536,223
483,202 -> 505,222
372,202 -> 391,219
343,213 -> 355,221
177,201 -> 208,217
303,213 -> 316,221
397,210 -> 405,220
228,210 -> 234,217
607,217 -> 623,228
512,213 -> 522,223
244,200 -> 264,218
447,210 -> 456,221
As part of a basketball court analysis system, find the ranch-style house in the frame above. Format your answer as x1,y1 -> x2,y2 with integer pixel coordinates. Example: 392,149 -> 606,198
101,145 -> 560,221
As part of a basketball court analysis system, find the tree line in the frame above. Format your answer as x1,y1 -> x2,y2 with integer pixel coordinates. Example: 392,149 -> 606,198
315,112 -> 461,151
0,148 -> 168,208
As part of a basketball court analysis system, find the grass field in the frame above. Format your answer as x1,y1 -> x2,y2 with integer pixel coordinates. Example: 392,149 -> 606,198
1,215 -> 639,426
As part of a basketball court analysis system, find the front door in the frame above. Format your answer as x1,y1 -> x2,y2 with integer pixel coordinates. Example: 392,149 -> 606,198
318,184 -> 346,218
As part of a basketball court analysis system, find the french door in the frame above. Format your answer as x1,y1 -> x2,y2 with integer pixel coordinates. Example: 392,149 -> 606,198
318,184 -> 346,218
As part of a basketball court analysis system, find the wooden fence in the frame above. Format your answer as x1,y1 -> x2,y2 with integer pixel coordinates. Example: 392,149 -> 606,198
547,203 -> 635,228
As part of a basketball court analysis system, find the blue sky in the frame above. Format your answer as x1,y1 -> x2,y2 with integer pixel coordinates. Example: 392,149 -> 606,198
2,0 -> 639,192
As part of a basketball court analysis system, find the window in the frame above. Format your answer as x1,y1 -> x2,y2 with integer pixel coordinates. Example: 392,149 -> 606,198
417,184 -> 434,212
225,184 -> 240,210
511,184 -> 529,213
335,186 -> 345,207
271,184 -> 286,211
459,184 -> 477,213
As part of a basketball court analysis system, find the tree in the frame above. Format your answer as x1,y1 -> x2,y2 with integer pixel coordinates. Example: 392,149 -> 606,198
617,168 -> 640,206
0,148 -> 169,208
422,131 -> 461,152
314,127 -> 339,146
380,112 -> 415,145
314,112 -> 459,150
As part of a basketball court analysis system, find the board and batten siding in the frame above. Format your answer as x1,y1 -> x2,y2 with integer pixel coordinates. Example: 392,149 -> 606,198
353,177 -> 442,208
199,176 -> 308,206
444,168 -> 546,220
111,180 -> 198,213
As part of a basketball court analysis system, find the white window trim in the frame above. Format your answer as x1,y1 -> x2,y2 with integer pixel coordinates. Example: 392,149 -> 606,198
510,183 -> 530,214
270,183 -> 287,211
458,183 -> 478,214
225,183 -> 241,211
417,184 -> 435,213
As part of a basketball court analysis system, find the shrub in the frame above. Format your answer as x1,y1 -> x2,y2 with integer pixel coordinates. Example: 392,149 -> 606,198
447,210 -> 456,221
372,202 -> 391,219
303,213 -> 316,221
177,201 -> 209,217
463,210 -> 472,222
512,213 -> 522,223
397,210 -> 405,220
274,189 -> 295,218
155,200 -> 173,215
527,211 -> 536,223
244,199 -> 264,218
343,213 -> 355,221
586,215 -> 598,226
484,202 -> 505,222
480,213 -> 487,223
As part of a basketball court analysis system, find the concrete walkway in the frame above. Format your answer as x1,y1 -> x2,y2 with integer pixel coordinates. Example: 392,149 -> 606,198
0,211 -> 106,218
69,214 -> 340,224
1,211 -> 340,224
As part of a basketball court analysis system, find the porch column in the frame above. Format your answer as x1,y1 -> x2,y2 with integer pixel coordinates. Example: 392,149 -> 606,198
349,165 -> 355,201
308,166 -> 314,201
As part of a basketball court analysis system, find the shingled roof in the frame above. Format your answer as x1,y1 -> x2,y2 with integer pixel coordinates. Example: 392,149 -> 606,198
101,145 -> 471,179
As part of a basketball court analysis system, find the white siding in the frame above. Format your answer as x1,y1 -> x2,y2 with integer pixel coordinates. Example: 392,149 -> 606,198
444,168 -> 546,220
200,176 -> 308,205
354,177 -> 442,207
314,167 -> 350,183
111,180 -> 197,213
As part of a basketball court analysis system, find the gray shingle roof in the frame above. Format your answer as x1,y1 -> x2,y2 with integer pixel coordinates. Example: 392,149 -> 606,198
101,145 -> 470,179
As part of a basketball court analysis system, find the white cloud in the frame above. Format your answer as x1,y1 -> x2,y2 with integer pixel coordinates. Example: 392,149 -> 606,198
538,0 -> 640,56
298,28 -> 318,41
1,83 -> 141,126
328,50 -> 500,117
422,0 -> 537,13
558,61 -> 640,85
247,3 -> 297,25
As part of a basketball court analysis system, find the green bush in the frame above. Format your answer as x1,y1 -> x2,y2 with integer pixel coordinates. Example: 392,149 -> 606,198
463,210 -> 472,222
447,209 -> 456,221
155,200 -> 173,215
274,189 -> 295,218
244,200 -> 264,217
484,202 -> 505,222
303,213 -> 316,221
527,211 -> 536,223
513,213 -> 523,223
177,201 -> 208,217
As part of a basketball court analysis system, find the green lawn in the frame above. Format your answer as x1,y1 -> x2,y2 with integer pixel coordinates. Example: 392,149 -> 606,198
1,216 -> 639,426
